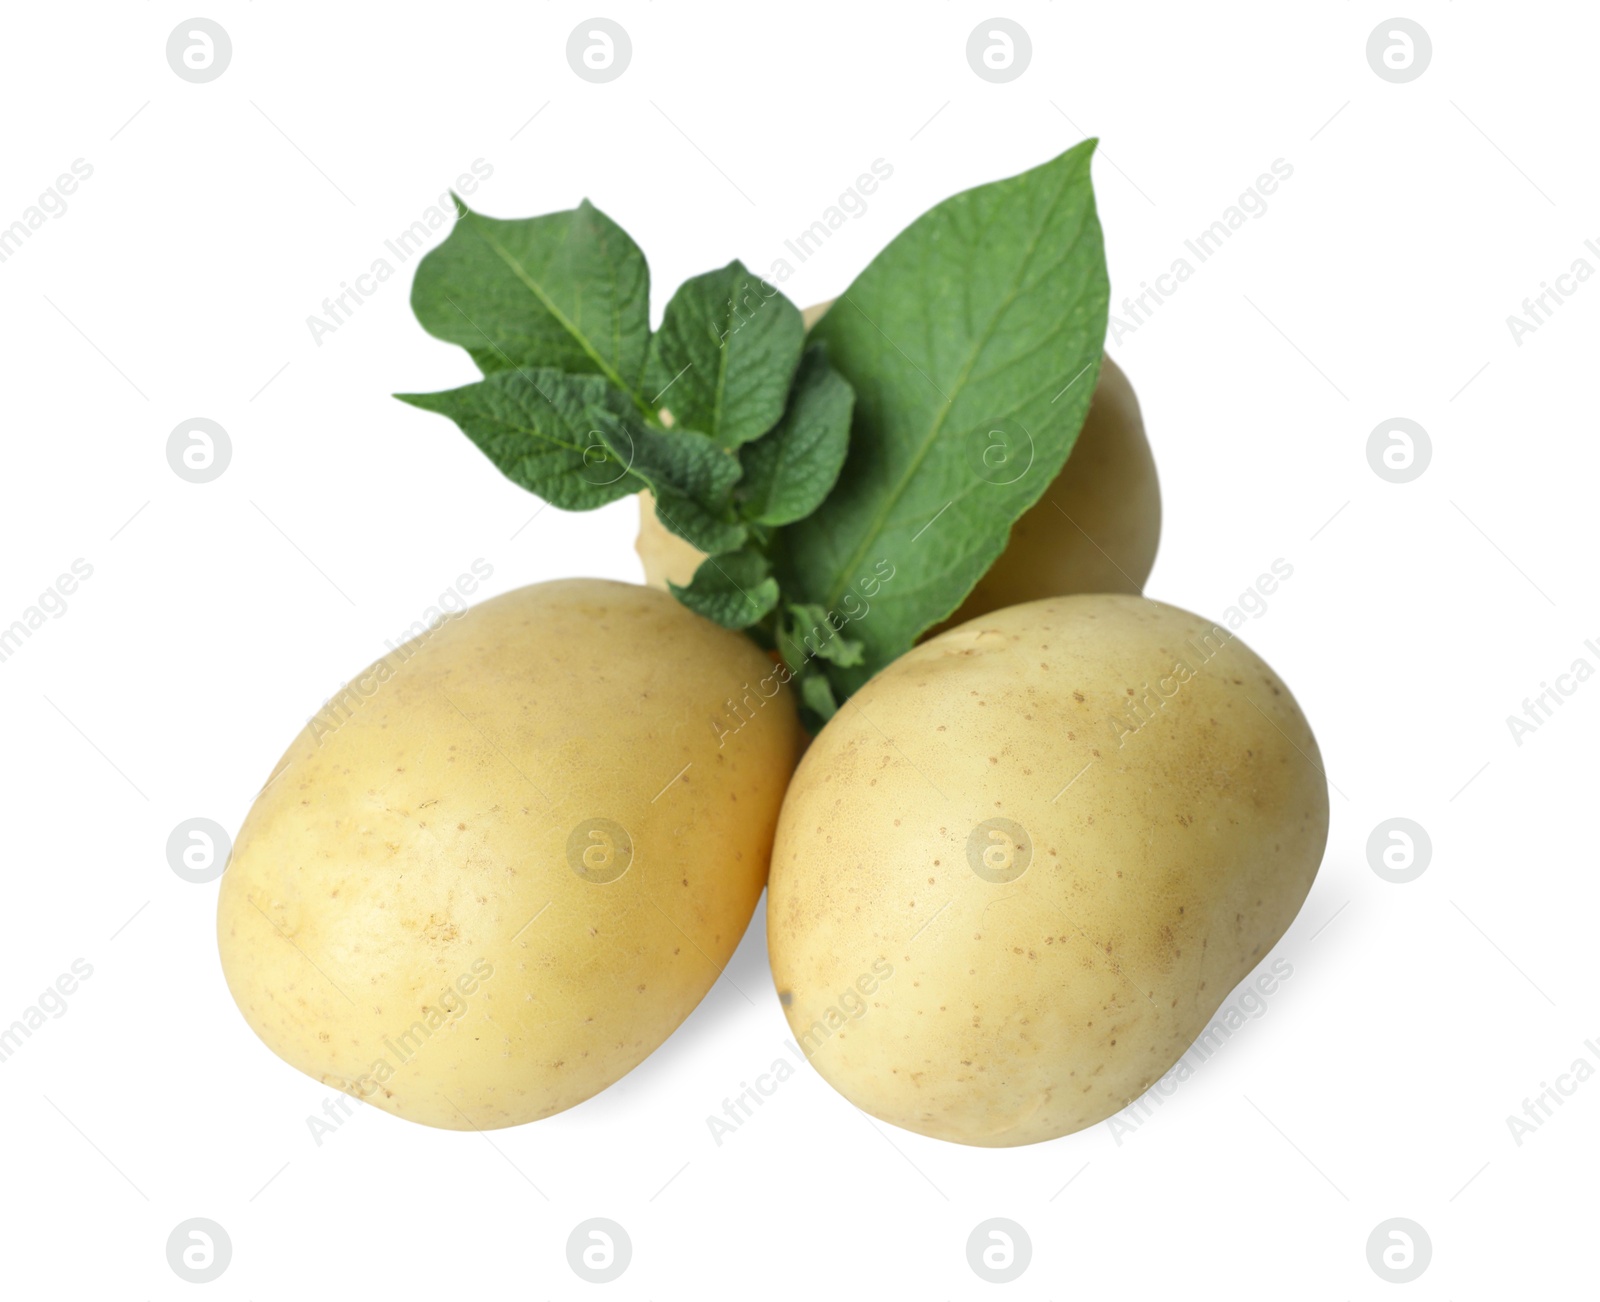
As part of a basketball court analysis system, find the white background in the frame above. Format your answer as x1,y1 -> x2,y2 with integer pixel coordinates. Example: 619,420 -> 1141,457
1,2 -> 1594,1296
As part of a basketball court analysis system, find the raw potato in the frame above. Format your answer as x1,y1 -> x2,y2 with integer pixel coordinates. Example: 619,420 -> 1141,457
218,579 -> 799,1130
767,594 -> 1327,1146
636,301 -> 1162,614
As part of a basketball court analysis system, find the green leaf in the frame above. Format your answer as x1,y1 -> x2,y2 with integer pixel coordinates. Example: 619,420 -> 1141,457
776,140 -> 1110,696
668,548 -> 780,629
590,410 -> 747,555
411,198 -> 651,402
396,370 -> 641,511
797,670 -> 840,727
650,490 -> 747,557
778,602 -> 865,673
738,345 -> 854,526
645,261 -> 804,448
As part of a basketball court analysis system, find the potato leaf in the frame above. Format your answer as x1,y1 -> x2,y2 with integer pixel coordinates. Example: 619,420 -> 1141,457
778,602 -> 865,671
777,141 -> 1109,695
395,370 -> 642,511
669,547 -> 780,629
411,198 -> 651,403
796,671 -> 840,730
738,345 -> 854,526
398,149 -> 1114,730
589,409 -> 746,555
645,261 -> 805,448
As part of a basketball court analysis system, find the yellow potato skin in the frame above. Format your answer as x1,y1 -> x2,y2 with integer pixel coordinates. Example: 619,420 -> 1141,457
637,302 -> 1161,613
219,579 -> 799,1130
767,594 -> 1327,1147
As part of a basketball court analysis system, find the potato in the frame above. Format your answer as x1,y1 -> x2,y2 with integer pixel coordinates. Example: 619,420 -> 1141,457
218,579 -> 799,1130
637,301 -> 1161,615
766,594 -> 1327,1146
